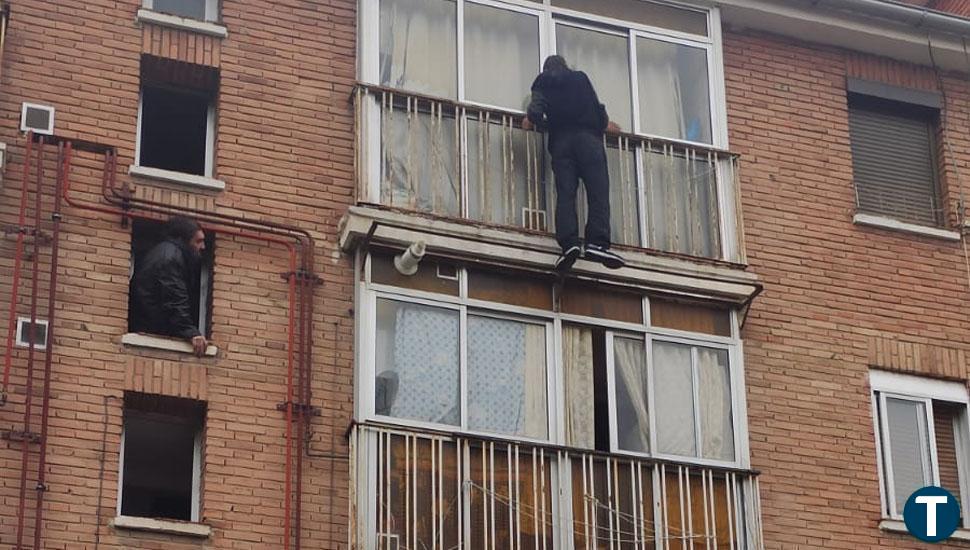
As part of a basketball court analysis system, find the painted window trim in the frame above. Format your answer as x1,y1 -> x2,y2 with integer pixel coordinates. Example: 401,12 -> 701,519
356,251 -> 749,469
136,8 -> 227,37
870,370 -> 970,525
141,0 -> 220,24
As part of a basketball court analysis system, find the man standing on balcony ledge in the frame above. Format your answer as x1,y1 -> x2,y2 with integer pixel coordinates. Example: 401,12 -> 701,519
522,54 -> 625,272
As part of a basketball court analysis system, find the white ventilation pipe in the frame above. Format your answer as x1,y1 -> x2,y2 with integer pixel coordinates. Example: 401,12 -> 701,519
394,241 -> 426,276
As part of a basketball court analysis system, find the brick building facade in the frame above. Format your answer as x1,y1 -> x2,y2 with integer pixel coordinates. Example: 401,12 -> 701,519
4,0 -> 970,549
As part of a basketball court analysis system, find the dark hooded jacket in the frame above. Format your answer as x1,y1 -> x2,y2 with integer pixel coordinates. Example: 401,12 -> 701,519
130,238 -> 201,340
527,68 -> 609,146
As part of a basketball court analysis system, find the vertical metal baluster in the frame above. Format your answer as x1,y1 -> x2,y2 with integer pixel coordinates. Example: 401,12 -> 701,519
508,443 -> 515,550
607,458 -> 616,550
685,467 -> 694,550
540,449 -> 548,550
726,474 -> 736,550
660,464 -> 669,550
701,470 -> 711,550
583,454 -> 591,550
708,471 -> 718,550
515,445 -> 522,550
432,439 -> 438,550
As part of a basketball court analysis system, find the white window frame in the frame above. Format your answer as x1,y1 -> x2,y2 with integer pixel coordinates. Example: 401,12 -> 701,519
134,87 -> 217,180
116,411 -> 204,523
606,331 -> 741,468
15,316 -> 48,350
870,369 -> 970,524
19,103 -> 55,136
357,251 -> 749,467
143,0 -> 219,22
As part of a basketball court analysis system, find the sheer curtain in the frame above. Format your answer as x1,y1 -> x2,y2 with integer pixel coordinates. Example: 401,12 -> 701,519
464,3 -> 539,111
636,37 -> 711,144
563,325 -> 595,449
376,300 -> 461,425
642,147 -> 718,258
614,337 -> 649,452
697,347 -> 734,460
654,341 -> 696,456
380,0 -> 457,98
467,316 -> 547,439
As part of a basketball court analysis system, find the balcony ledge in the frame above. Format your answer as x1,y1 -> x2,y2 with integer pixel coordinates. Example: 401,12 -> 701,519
339,205 -> 761,306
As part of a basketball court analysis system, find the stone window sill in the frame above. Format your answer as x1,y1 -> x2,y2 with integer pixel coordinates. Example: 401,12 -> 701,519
879,518 -> 970,541
129,165 -> 225,192
854,213 -> 960,241
136,9 -> 227,38
113,515 -> 211,538
122,333 -> 217,357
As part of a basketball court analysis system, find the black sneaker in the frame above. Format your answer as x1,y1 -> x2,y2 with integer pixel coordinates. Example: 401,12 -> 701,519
555,245 -> 582,272
584,244 -> 625,269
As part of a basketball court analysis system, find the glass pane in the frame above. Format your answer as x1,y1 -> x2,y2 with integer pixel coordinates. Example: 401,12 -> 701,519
556,24 -> 633,131
467,117 -> 549,229
380,0 -> 457,98
885,397 -> 931,514
468,316 -> 548,439
381,106 -> 460,216
637,38 -> 711,143
697,347 -> 733,460
642,145 -> 720,258
552,0 -> 708,36
654,341 -> 695,456
375,299 -> 460,425
464,3 -> 539,110
614,336 -> 649,452
153,0 -> 206,20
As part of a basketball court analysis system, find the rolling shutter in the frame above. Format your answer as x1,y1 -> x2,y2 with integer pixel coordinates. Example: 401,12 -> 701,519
848,97 -> 942,227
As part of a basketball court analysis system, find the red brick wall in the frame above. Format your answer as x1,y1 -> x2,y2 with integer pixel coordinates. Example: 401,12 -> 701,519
726,29 -> 970,548
0,1 -> 356,548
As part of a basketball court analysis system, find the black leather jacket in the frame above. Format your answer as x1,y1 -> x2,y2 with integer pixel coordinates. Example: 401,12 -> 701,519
130,239 -> 201,340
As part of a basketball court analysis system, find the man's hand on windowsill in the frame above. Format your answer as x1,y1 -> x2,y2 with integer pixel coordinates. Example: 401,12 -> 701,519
190,335 -> 208,357
606,121 -> 621,134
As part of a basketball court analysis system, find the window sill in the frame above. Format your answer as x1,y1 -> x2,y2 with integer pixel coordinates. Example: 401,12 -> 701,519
880,518 -> 970,541
136,9 -> 227,38
122,333 -> 217,357
853,213 -> 960,241
129,165 -> 225,192
113,515 -> 211,538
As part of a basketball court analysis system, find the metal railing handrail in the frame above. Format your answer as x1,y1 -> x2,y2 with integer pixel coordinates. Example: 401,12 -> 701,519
353,419 -> 760,477
354,82 -> 739,159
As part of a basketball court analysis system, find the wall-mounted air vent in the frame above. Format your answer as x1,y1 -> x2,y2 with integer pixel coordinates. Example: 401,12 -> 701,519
20,103 -> 55,135
15,317 -> 49,350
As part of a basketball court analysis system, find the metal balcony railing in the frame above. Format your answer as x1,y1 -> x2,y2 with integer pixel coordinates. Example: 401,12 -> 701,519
351,423 -> 764,550
354,85 -> 746,264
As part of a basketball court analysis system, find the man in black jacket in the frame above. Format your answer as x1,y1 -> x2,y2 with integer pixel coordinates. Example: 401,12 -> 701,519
523,55 -> 625,272
130,216 -> 208,356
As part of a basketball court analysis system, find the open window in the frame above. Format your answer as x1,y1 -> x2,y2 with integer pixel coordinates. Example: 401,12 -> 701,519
135,55 -> 219,181
127,218 -> 214,339
119,392 -> 205,522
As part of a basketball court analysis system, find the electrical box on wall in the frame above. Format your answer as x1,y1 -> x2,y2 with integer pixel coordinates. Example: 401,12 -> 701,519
20,103 -> 55,135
